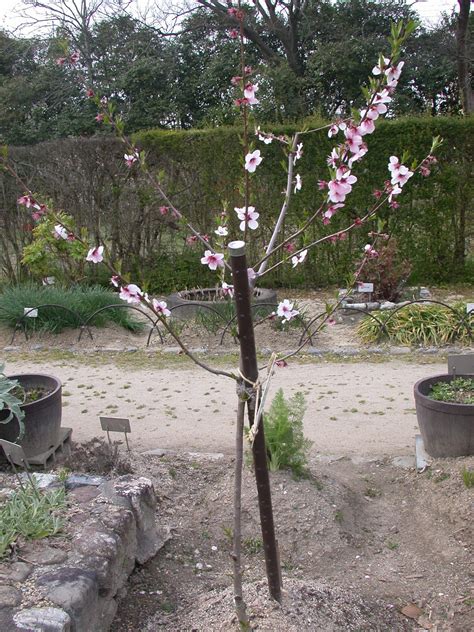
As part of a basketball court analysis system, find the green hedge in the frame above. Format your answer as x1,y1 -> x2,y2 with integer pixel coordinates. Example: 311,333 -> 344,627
135,116 -> 474,287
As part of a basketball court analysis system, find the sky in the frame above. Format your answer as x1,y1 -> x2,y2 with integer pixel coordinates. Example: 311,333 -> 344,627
0,0 -> 459,35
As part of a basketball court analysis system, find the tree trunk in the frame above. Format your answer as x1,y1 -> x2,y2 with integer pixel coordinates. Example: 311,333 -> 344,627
457,0 -> 473,114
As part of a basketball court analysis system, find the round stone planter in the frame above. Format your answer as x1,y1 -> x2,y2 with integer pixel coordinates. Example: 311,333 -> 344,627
0,374 -> 62,458
166,287 -> 278,320
414,374 -> 474,457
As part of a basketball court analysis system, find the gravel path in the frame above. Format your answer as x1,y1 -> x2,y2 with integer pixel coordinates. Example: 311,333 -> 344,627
6,355 -> 446,457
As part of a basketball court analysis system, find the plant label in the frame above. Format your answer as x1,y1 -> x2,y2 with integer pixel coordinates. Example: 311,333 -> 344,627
0,439 -> 28,467
24,307 -> 38,318
467,303 -> 474,314
100,417 -> 131,433
358,282 -> 374,293
42,276 -> 55,285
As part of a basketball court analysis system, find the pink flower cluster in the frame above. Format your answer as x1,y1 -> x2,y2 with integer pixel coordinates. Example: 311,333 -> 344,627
323,60 -> 405,223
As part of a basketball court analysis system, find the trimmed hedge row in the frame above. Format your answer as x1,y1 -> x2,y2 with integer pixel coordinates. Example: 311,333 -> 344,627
135,116 -> 474,287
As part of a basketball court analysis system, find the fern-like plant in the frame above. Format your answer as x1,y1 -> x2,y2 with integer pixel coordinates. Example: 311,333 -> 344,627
263,389 -> 312,478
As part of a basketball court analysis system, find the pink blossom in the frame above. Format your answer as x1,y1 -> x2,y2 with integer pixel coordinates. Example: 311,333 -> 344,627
364,244 -> 379,258
328,121 -> 346,138
221,282 -> 234,297
53,224 -> 68,240
348,143 -> 368,167
215,226 -> 228,237
244,150 -> 263,173
275,359 -> 288,368
291,249 -> 307,268
327,147 -> 342,168
323,203 -> 344,222
386,61 -> 404,86
229,29 -> 239,38
235,206 -> 259,231
277,299 -> 299,321
124,152 -> 139,167
86,245 -> 104,264
294,142 -> 303,162
318,180 -> 328,190
17,195 -> 38,208
294,174 -> 302,192
201,250 -> 225,270
56,57 -> 66,66
420,165 -> 431,177
86,89 -> 94,98
372,189 -> 383,199
283,241 -> 296,253
69,51 -> 80,64
186,235 -> 198,245
256,126 -> 272,144
244,66 -> 253,76
95,113 -> 104,123
244,83 -> 259,105
119,284 -> 142,304
388,157 -> 413,187
111,275 -> 120,287
152,299 -> 171,317
357,118 -> 375,136
231,76 -> 242,86
159,206 -> 169,215
372,56 -> 390,76
344,126 -> 363,154
227,7 -> 239,16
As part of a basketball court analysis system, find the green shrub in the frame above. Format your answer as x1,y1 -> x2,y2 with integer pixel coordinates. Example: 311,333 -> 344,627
0,482 -> 66,558
462,468 -> 474,488
0,284 -> 142,333
357,303 -> 471,346
263,388 -> 312,478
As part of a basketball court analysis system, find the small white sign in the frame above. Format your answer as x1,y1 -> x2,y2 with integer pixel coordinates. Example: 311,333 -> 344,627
42,276 -> 55,285
24,307 -> 38,318
358,282 -> 374,293
467,303 -> 474,314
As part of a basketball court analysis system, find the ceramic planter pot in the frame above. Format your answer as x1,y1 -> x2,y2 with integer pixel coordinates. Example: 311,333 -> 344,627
414,374 -> 473,457
0,374 -> 62,458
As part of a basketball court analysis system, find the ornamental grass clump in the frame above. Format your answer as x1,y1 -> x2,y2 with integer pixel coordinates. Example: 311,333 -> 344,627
357,303 -> 471,346
0,283 -> 142,333
0,482 -> 66,559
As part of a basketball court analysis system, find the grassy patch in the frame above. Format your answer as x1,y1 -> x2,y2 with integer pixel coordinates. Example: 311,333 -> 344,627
0,483 -> 66,558
0,283 -> 142,333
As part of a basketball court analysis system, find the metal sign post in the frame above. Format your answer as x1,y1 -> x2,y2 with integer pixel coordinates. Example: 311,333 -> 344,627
0,440 -> 40,496
100,417 -> 132,451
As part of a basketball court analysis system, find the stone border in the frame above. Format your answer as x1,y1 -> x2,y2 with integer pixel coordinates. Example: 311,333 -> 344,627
166,287 -> 277,320
0,474 -> 166,632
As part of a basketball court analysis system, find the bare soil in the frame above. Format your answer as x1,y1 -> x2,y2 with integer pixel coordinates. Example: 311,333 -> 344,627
97,449 -> 473,631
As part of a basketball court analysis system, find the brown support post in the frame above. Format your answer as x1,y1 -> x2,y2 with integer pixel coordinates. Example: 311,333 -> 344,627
228,240 -> 282,602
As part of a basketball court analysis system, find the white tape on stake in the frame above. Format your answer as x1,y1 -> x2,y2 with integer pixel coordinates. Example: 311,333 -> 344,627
24,308 -> 38,318
467,303 -> 474,314
358,282 -> 374,293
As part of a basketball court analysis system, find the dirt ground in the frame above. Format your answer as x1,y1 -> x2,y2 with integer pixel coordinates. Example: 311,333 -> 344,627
65,446 -> 472,632
1,287 -> 473,630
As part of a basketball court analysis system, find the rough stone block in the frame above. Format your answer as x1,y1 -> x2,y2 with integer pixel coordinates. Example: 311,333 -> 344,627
13,607 -> 71,631
37,567 -> 99,631
99,476 -> 160,564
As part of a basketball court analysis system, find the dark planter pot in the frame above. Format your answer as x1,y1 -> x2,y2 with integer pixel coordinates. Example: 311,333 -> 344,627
414,374 -> 474,458
166,287 -> 278,320
0,374 -> 62,458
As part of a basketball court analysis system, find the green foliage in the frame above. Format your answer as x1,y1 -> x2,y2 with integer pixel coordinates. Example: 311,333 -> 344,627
0,284 -> 142,333
429,378 -> 474,405
0,482 -> 65,559
263,389 -> 312,478
0,363 -> 25,439
461,468 -> 474,488
357,303 -> 472,346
